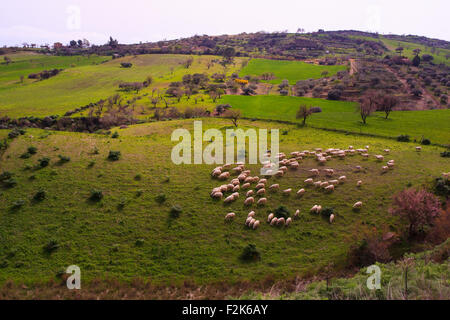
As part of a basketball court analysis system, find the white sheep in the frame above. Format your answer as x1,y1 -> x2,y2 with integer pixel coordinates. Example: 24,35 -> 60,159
270,217 -> 278,226
304,178 -> 314,185
355,165 -> 362,172
233,185 -> 240,192
227,184 -> 234,191
384,149 -> 390,154
256,188 -> 266,196
297,188 -> 306,197
325,185 -> 335,193
282,188 -> 292,196
320,181 -> 330,188
225,212 -> 236,221
259,178 -> 267,185
218,172 -> 230,180
232,192 -> 239,199
338,176 -> 347,183
252,220 -> 260,230
277,217 -> 286,226
353,201 -> 363,209
246,190 -> 254,197
269,184 -> 280,192
224,195 -> 235,203
219,185 -> 228,193
382,166 -> 389,173
275,170 -> 284,177
325,169 -> 334,177
248,211 -> 256,218
249,218 -> 256,228
329,180 -> 339,185
294,209 -> 300,219
285,217 -> 292,227
257,198 -> 267,206
211,168 -> 222,177
356,180 -> 363,187
375,155 -> 384,162
255,183 -> 265,190
241,182 -> 251,190
309,169 -> 319,176
212,191 -> 223,199
231,178 -> 240,186
267,213 -> 274,222
314,181 -> 322,188
329,214 -> 335,224
416,146 -> 422,152
245,217 -> 253,226
244,197 -> 255,206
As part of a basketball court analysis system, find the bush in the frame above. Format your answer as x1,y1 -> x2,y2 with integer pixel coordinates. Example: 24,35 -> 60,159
111,131 -> 119,139
433,177 -> 449,197
33,190 -> 46,201
321,207 -> 334,218
327,89 -> 342,100
421,138 -> 431,145
107,151 -> 121,161
170,205 -> 182,218
274,205 -> 290,219
11,199 -> 25,210
2,178 -> 17,188
440,151 -> 450,158
309,106 -> 322,113
89,189 -> 103,202
43,239 -> 59,253
0,171 -> 13,181
155,193 -> 167,204
397,134 -> 410,142
58,155 -> 70,163
38,157 -> 50,167
240,244 -> 261,262
27,146 -> 37,154
120,62 -> 132,68
20,152 -> 31,159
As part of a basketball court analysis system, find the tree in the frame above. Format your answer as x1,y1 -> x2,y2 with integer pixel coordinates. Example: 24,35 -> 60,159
358,92 -> 377,124
3,56 -> 11,65
378,94 -> 399,119
296,105 -> 312,125
395,47 -> 404,55
184,57 -> 194,69
151,97 -> 159,108
412,54 -> 421,67
70,40 -> 77,47
389,188 -> 441,238
223,109 -> 241,127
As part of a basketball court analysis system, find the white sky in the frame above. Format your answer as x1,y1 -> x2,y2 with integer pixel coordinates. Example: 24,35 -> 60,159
0,0 -> 449,46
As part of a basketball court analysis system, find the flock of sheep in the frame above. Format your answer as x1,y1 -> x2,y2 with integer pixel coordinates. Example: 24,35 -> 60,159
210,145 -> 405,230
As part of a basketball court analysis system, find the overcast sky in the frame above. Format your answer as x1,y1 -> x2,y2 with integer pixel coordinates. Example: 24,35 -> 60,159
1,0 -> 449,46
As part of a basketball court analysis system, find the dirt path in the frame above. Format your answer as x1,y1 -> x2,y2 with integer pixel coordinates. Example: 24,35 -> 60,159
349,59 -> 358,75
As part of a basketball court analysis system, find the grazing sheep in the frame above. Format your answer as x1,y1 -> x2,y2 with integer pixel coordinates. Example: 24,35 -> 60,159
275,170 -> 284,177
329,214 -> 335,224
285,217 -> 292,227
353,201 -> 363,209
238,174 -> 248,182
289,161 -> 299,169
246,190 -> 254,197
314,181 -> 322,188
244,176 -> 254,184
269,184 -> 280,192
249,218 -> 256,228
212,192 -> 223,199
232,166 -> 243,174
338,176 -> 347,183
387,162 -> 395,169
267,213 -> 274,222
259,178 -> 267,185
245,217 -> 253,226
232,185 -> 240,192
231,178 -> 240,186
297,188 -> 306,197
355,165 -> 362,172
253,220 -> 260,230
211,168 -> 222,177
270,217 -> 278,226
325,185 -> 335,193
252,176 -> 260,183
365,145 -> 370,149
349,145 -> 354,149
227,184 -> 234,191
325,169 -> 334,177
225,212 -> 235,221
283,188 -> 292,196
384,149 -> 390,154
257,198 -> 267,206
224,195 -> 235,203
256,188 -> 266,196
362,153 -> 369,159
329,180 -> 339,185
320,181 -> 329,188
218,172 -> 230,180
382,166 -> 389,173
416,146 -> 422,152
222,164 -> 231,170
219,185 -> 228,193
375,155 -> 384,162
356,180 -> 363,187
294,209 -> 300,219
309,169 -> 319,176
242,182 -> 251,190
255,183 -> 265,190
232,192 -> 239,199
304,178 -> 314,185
310,205 -> 322,214
277,217 -> 286,226
248,211 -> 256,218
244,197 -> 255,206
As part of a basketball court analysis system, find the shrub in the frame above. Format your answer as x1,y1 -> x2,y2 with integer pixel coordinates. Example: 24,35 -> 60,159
389,188 -> 441,238
309,106 -> 322,113
120,62 -> 132,68
421,138 -> 431,145
43,239 -> 59,253
27,146 -> 37,154
170,205 -> 182,218
0,171 -> 13,181
20,152 -> 31,159
38,157 -> 50,167
2,178 -> 17,188
58,155 -> 71,163
135,239 -> 145,247
111,131 -> 119,139
155,193 -> 166,204
327,89 -> 342,100
240,244 -> 261,262
397,134 -> 410,142
11,200 -> 25,210
89,189 -> 103,202
33,189 -> 46,201
321,207 -> 334,218
107,151 -> 121,161
433,177 -> 449,197
274,205 -> 290,219
440,151 -> 450,158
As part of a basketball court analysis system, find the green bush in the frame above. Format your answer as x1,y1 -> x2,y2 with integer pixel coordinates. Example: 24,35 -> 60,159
321,207 -> 334,218
170,205 -> 182,218
33,190 -> 46,201
155,193 -> 167,204
43,239 -> 59,253
421,138 -> 431,145
58,155 -> 71,163
107,151 -> 121,161
397,134 -> 410,142
27,146 -> 37,154
434,177 -> 450,197
20,152 -> 31,159
0,171 -> 13,181
440,151 -> 450,158
11,199 -> 25,210
111,132 -> 119,139
240,244 -> 261,262
89,189 -> 103,202
37,157 -> 50,167
274,205 -> 290,219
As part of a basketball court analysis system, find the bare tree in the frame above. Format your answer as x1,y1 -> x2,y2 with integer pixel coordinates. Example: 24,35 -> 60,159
378,94 -> 399,119
223,109 -> 241,127
358,92 -> 378,124
296,104 -> 312,125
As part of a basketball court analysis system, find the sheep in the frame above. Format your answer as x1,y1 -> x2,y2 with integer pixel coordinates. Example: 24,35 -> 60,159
211,168 -> 222,177
289,161 -> 299,169
256,188 -> 266,196
270,217 -> 278,226
309,169 -> 320,177
365,145 -> 370,149
349,145 -> 354,150
314,181 -> 322,188
238,174 -> 248,182
320,181 -> 329,189
382,166 -> 389,173
353,201 -> 363,209
241,182 -> 251,190
255,183 -> 265,190
324,169 -> 334,177
222,163 -> 231,170
245,217 -> 253,226
356,180 -> 363,187
294,209 -> 300,219
232,166 -> 243,174
277,217 -> 286,226
362,153 -> 369,159
212,191 -> 223,199
232,185 -> 240,192
244,176 -> 254,184
232,192 -> 239,199
231,178 -> 240,186
375,155 -> 384,162
443,172 -> 450,179
244,197 -> 255,206
297,188 -> 306,197
249,218 -> 256,228
285,217 -> 292,227
387,162 -> 395,169
304,178 -> 314,185
384,149 -> 390,154
224,195 -> 235,203
282,188 -> 292,196
252,220 -> 260,230
279,166 -> 288,173
325,185 -> 335,193
248,211 -> 256,218
225,212 -> 236,221
246,190 -> 254,197
227,184 -> 234,192
259,178 -> 267,185
267,213 -> 274,223
355,165 -> 362,172
329,180 -> 339,185
275,170 -> 285,177
219,185 -> 228,193
257,198 -> 267,206
310,205 -> 322,214
269,184 -> 280,192
416,146 -> 422,152
218,172 -> 230,180
338,176 -> 347,183
329,214 -> 335,224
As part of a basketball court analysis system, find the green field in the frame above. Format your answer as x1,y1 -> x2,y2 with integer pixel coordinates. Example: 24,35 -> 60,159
0,119 -> 448,285
0,54 -> 246,118
219,95 -> 450,145
240,58 -> 348,84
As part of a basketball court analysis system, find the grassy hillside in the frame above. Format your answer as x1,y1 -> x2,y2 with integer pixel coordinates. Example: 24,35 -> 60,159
0,119 -> 448,285
220,95 -> 450,145
240,59 -> 347,84
0,54 -> 246,118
